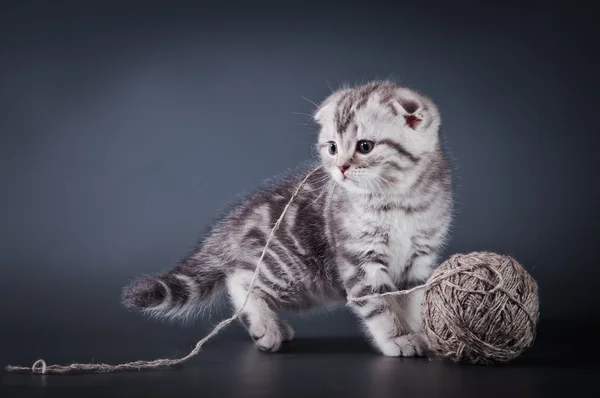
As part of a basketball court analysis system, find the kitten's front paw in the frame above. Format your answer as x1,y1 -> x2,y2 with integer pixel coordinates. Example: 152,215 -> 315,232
250,323 -> 286,352
378,333 -> 430,357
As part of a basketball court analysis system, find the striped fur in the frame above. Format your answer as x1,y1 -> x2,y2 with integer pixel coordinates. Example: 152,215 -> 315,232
122,81 -> 453,356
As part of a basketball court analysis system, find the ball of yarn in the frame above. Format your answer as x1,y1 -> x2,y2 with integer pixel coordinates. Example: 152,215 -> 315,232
421,251 -> 539,364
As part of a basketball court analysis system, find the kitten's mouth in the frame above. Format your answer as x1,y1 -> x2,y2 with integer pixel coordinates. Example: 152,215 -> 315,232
331,169 -> 362,189
341,176 -> 363,189
342,175 -> 356,183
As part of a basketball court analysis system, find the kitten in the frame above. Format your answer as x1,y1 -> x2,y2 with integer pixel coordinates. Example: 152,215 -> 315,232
123,81 -> 453,357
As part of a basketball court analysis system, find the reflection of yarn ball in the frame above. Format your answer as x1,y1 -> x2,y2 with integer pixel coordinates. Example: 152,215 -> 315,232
421,251 -> 539,365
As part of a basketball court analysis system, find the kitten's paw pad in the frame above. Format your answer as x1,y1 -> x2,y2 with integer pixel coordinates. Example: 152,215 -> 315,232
379,334 -> 430,357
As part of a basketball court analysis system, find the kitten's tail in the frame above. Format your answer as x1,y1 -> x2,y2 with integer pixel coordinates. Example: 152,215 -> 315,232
122,259 -> 226,321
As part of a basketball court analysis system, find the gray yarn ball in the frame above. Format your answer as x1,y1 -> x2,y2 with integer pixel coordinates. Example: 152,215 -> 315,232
421,251 -> 539,365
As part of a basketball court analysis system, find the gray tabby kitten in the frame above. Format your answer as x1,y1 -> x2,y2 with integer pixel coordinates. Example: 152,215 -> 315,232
123,81 -> 453,357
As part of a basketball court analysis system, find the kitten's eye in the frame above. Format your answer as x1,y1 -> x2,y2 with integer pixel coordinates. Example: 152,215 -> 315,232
356,140 -> 374,154
328,141 -> 337,155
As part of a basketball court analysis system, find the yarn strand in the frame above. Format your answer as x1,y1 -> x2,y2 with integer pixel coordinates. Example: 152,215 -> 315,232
348,259 -> 538,331
5,167 -> 321,375
5,169 -> 539,373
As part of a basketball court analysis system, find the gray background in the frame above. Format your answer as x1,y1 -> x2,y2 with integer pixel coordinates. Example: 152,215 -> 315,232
1,0 -> 598,367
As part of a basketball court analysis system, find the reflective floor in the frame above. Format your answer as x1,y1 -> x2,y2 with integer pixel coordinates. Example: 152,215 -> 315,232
2,320 -> 598,398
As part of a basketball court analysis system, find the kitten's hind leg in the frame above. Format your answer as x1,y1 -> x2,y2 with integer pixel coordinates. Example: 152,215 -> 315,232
227,270 -> 294,352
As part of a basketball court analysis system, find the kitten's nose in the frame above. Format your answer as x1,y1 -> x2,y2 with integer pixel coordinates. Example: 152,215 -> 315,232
338,164 -> 350,174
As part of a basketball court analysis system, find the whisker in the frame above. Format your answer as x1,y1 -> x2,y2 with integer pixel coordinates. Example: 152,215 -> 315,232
376,175 -> 393,190
302,180 -> 332,211
324,182 -> 336,211
362,176 -> 377,196
372,177 -> 385,197
368,179 -> 377,195
308,180 -> 331,194
308,174 -> 333,187
301,96 -> 320,110
290,112 -> 316,118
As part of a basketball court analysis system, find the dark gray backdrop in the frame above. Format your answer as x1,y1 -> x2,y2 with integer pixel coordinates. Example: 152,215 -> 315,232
1,0 -> 598,367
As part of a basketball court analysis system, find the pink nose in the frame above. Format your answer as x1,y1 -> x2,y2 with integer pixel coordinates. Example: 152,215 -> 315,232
338,164 -> 350,174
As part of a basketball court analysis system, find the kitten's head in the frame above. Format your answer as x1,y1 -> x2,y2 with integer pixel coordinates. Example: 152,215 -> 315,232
314,81 -> 441,194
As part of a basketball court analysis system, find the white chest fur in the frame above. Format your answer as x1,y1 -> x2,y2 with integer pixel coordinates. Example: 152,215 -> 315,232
378,210 -> 416,283
347,204 -> 418,284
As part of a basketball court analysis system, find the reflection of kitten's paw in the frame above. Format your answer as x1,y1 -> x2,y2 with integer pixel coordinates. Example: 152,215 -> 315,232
378,333 -> 430,357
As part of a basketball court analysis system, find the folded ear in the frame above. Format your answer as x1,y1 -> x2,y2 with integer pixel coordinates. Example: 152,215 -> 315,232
390,98 -> 424,130
313,97 -> 336,126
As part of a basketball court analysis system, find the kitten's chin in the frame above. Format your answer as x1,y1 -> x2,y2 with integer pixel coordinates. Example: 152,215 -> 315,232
330,172 -> 370,194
